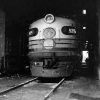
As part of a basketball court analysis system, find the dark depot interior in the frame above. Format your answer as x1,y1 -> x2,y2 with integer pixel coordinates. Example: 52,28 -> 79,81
0,0 -> 99,79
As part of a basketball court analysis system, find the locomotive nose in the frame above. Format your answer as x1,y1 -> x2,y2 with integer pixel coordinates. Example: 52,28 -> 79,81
43,27 -> 56,49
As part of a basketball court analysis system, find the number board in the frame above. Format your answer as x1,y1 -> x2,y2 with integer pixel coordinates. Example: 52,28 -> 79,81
62,26 -> 77,35
68,26 -> 76,34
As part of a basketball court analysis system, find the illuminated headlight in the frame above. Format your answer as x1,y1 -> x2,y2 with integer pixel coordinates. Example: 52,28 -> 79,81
44,14 -> 55,24
82,51 -> 89,63
43,28 -> 56,39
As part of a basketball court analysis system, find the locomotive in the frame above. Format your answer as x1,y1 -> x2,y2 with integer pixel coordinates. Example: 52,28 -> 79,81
28,14 -> 89,77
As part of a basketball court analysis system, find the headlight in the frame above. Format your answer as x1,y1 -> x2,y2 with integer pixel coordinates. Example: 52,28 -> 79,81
44,14 -> 55,24
43,28 -> 56,39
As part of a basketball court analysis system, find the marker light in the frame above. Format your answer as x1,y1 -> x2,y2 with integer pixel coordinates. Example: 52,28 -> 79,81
29,28 -> 38,37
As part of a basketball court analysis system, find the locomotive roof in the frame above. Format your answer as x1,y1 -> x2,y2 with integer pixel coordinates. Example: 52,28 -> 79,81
29,16 -> 76,29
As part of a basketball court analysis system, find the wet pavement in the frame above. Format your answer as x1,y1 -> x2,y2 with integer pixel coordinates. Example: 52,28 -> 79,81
0,75 -> 100,100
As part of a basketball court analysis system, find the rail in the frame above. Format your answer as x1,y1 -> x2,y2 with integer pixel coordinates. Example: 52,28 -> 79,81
0,77 -> 38,95
44,78 -> 65,100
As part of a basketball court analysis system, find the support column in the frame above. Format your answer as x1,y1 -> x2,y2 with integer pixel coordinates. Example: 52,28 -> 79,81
96,0 -> 100,79
0,10 -> 5,74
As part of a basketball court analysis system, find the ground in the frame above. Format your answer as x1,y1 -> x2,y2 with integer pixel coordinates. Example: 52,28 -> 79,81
0,75 -> 100,100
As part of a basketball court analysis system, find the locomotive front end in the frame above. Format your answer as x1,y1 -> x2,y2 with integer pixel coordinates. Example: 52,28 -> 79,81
28,14 -> 81,77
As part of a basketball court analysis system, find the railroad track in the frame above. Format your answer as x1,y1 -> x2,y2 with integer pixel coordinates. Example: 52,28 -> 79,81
0,77 -> 65,100
0,77 -> 38,95
44,78 -> 65,100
